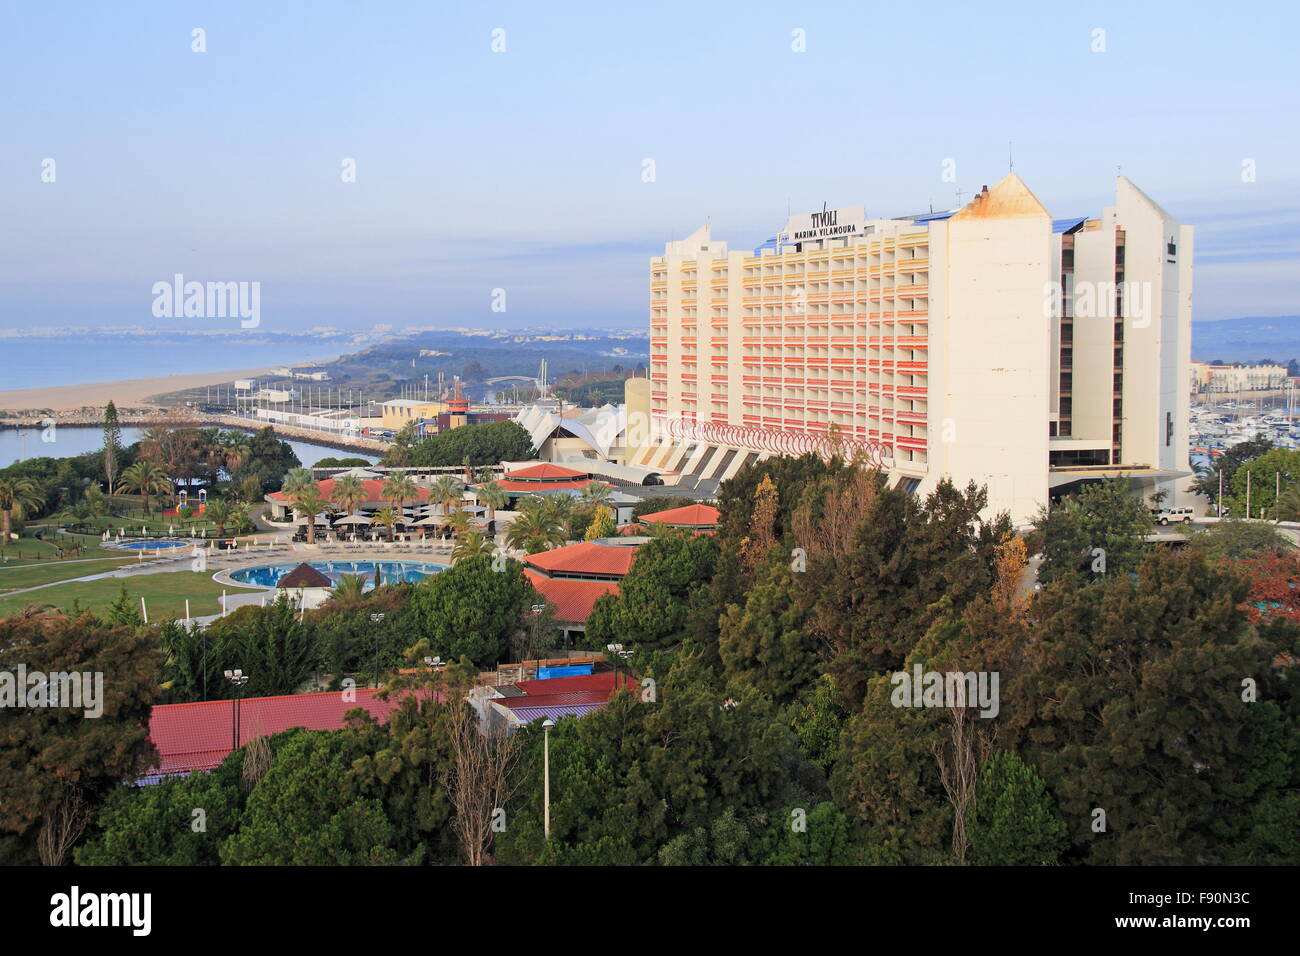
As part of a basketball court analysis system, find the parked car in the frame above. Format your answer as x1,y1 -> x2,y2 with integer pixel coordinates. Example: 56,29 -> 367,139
1151,506 -> 1195,525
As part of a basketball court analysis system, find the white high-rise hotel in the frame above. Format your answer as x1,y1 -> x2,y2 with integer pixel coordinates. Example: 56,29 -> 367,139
632,174 -> 1192,524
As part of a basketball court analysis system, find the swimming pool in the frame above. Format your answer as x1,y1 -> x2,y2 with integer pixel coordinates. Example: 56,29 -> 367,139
106,539 -> 194,551
229,560 -> 448,589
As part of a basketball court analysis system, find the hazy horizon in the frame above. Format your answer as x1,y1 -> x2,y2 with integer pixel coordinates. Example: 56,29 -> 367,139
3,1 -> 1297,332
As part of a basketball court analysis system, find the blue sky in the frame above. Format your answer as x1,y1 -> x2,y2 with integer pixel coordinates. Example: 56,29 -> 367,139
2,0 -> 1297,331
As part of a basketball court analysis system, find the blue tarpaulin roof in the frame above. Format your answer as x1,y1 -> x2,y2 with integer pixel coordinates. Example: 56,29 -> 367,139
1053,217 -> 1088,233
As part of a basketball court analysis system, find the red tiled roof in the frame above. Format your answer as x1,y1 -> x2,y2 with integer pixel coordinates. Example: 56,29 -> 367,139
515,671 -> 636,696
147,688 -> 421,776
640,503 -> 720,526
523,541 -> 638,577
493,671 -> 636,723
497,480 -> 596,493
503,463 -> 591,481
269,478 -> 431,504
495,690 -> 611,710
524,570 -> 619,623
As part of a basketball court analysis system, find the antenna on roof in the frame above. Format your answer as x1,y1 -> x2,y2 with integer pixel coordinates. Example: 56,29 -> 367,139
955,187 -> 966,206
1009,140 -> 1014,172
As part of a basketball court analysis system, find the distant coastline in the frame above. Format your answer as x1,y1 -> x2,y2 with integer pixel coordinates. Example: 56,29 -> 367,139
0,367 -> 275,414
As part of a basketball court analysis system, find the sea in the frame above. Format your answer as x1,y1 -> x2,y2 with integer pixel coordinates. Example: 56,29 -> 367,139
0,336 -> 340,391
0,426 -> 377,469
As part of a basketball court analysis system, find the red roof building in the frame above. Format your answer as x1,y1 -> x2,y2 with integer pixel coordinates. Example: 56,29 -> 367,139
494,462 -> 609,495
639,503 -> 720,529
524,570 -> 619,624
523,540 -> 638,580
489,671 -> 637,726
505,463 -> 592,481
146,688 -> 421,778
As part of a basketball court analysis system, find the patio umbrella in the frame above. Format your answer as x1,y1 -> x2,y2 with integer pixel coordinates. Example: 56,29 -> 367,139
333,513 -> 372,526
295,513 -> 330,525
413,515 -> 448,526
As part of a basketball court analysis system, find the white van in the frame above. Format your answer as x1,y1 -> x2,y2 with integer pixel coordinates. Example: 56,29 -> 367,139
1151,506 -> 1194,525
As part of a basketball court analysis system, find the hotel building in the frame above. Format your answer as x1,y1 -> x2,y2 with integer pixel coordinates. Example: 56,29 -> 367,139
632,174 -> 1193,524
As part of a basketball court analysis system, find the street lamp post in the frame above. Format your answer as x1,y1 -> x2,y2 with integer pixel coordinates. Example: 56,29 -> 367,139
369,613 -> 386,688
606,643 -> 634,690
542,717 -> 555,840
223,668 -> 250,751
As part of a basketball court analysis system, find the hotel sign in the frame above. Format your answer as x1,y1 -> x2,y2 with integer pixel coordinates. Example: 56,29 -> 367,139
777,205 -> 868,244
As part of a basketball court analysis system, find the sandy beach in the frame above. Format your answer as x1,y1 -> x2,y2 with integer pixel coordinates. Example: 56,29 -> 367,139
0,367 -> 274,413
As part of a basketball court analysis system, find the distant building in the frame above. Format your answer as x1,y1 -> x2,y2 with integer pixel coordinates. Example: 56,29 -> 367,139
381,399 -> 447,432
1191,362 -> 1288,393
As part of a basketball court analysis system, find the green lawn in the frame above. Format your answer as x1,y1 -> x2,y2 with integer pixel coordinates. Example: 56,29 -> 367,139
0,557 -> 143,593
0,570 -> 232,620
0,533 -> 119,565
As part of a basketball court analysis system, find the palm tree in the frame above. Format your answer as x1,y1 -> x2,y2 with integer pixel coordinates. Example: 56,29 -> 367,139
371,505 -> 399,541
205,498 -> 234,537
476,480 -> 509,522
119,461 -> 171,518
580,481 -> 613,510
331,474 -> 366,517
451,530 -> 494,562
292,487 -> 330,545
382,474 -> 420,516
448,509 -> 472,537
429,475 -> 462,516
542,493 -> 576,539
0,477 -> 43,546
330,573 -> 368,608
281,467 -> 315,500
505,508 -> 566,554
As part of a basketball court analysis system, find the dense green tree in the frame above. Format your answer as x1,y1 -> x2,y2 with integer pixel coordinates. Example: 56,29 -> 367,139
1180,517 -> 1294,562
787,673 -> 849,774
804,479 -> 1008,704
718,561 -> 820,704
1225,447 -> 1300,519
1009,548 -> 1294,865
76,747 -> 246,866
1033,477 -> 1151,588
229,427 -> 300,495
1190,433 -> 1273,506
497,647 -> 792,865
585,533 -> 718,652
392,420 -> 535,468
968,750 -> 1068,866
219,728 -> 405,865
0,612 -> 161,864
408,555 -> 537,667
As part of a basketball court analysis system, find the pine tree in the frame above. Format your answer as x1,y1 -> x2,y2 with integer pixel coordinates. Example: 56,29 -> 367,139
102,400 -> 121,500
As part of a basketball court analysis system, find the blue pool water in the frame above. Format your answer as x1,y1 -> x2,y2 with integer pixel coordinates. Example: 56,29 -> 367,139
229,560 -> 447,588
108,539 -> 193,551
